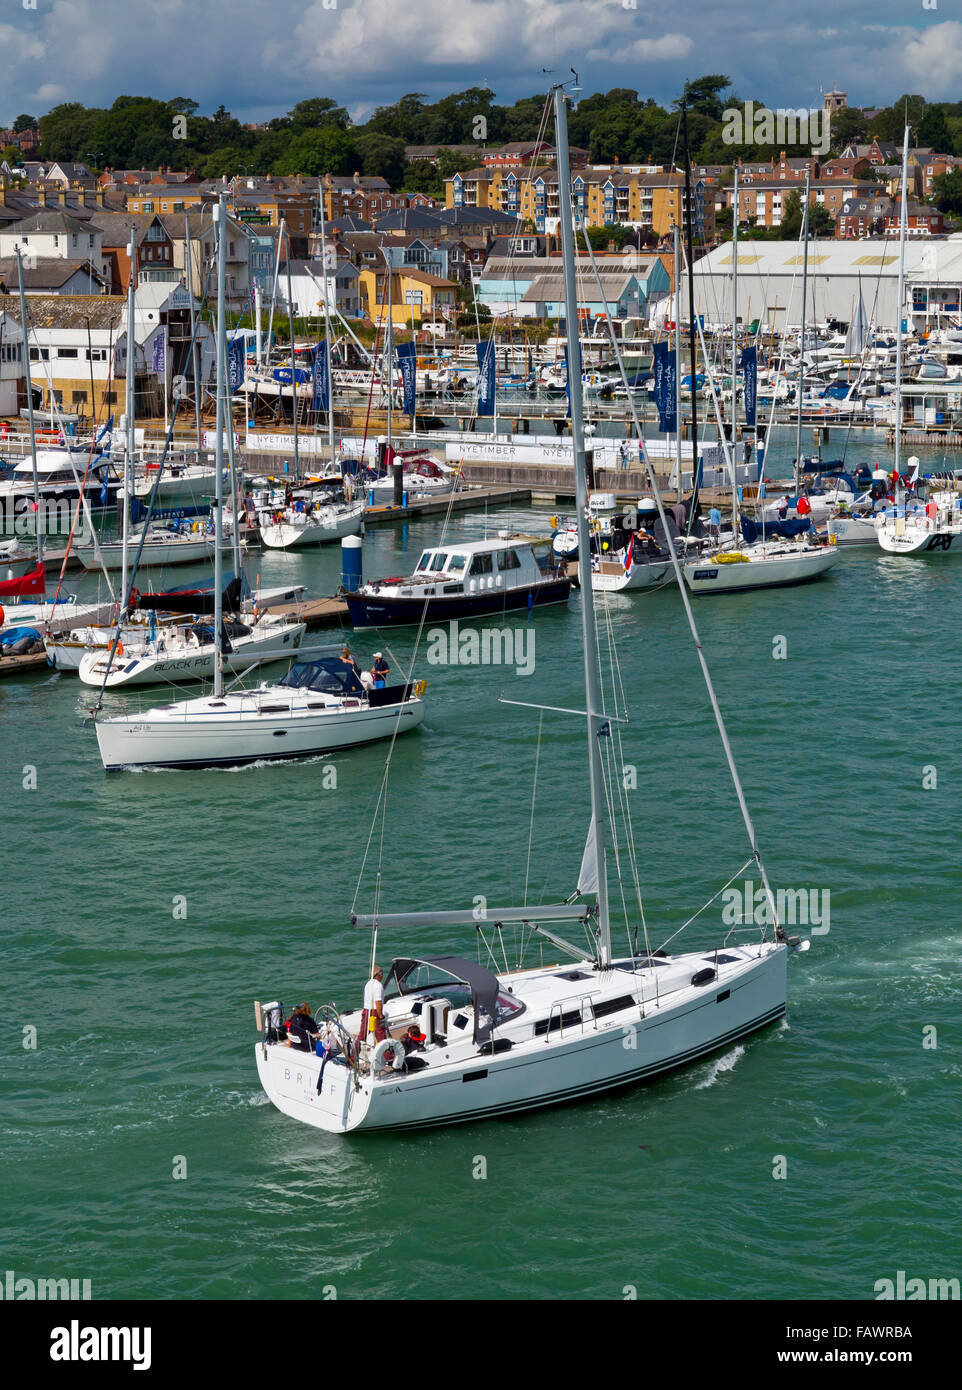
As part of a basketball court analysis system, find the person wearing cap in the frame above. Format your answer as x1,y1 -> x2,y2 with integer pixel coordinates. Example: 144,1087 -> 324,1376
358,965 -> 386,1045
371,653 -> 389,688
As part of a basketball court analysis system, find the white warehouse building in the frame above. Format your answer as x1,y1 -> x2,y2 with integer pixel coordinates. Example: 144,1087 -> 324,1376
689,237 -> 962,336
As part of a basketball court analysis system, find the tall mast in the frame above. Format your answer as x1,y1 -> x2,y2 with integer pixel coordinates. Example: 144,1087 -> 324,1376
730,164 -> 739,524
673,222 -> 682,493
15,247 -> 42,568
285,224 -> 299,480
681,105 -> 700,514
213,193 -> 227,699
794,168 -> 811,493
894,125 -> 910,479
317,177 -> 336,470
185,211 -> 203,458
122,228 -> 136,599
553,82 -> 611,969
385,255 -> 393,455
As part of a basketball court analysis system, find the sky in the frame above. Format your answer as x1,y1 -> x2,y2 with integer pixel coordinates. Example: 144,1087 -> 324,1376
2,0 -> 958,127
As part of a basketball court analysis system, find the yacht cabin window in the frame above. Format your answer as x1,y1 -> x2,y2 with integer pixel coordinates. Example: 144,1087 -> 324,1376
468,553 -> 493,576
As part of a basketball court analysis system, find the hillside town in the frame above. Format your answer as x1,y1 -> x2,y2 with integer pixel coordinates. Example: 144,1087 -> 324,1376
2,83 -> 962,426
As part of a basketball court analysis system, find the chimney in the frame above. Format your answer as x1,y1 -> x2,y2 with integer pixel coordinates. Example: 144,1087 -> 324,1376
57,188 -> 67,206
38,185 -> 47,206
96,189 -> 106,206
0,173 -> 6,207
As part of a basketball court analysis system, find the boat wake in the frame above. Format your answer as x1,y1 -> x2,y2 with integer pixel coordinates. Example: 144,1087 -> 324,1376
694,1044 -> 745,1090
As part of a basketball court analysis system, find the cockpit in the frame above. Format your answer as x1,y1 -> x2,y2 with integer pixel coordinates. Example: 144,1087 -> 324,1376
279,657 -> 366,698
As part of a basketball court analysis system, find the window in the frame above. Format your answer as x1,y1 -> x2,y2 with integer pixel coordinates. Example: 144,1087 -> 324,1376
447,553 -> 466,571
72,389 -> 87,404
104,391 -> 117,404
57,348 -> 79,358
497,548 -> 521,571
86,348 -> 106,361
468,552 -> 493,576
429,552 -> 448,571
29,347 -> 50,361
415,551 -> 434,571
88,235 -> 94,247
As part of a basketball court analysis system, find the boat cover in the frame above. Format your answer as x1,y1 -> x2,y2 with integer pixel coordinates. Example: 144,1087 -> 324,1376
388,955 -> 500,1045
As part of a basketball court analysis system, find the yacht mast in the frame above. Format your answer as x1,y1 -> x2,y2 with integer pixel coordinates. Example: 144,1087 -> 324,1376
894,125 -> 910,479
15,247 -> 42,568
794,168 -> 811,493
122,228 -> 136,599
553,81 -> 612,969
213,193 -> 227,699
730,164 -> 739,527
317,177 -> 336,470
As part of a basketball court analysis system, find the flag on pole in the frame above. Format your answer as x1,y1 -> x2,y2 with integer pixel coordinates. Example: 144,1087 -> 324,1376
396,341 -> 417,417
476,339 -> 495,416
312,340 -> 329,413
740,345 -> 757,426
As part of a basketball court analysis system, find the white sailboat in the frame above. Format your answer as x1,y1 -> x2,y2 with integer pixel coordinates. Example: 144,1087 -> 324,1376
94,650 -> 426,770
259,497 -> 364,550
682,171 -> 839,596
253,82 -> 805,1134
877,126 -> 962,558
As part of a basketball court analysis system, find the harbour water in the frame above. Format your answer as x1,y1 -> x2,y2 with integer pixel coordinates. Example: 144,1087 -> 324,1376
2,430 -> 960,1300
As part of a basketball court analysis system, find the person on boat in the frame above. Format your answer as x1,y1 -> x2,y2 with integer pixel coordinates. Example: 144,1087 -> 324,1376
286,1003 -> 318,1053
619,441 -> 629,470
358,965 -> 386,1045
708,505 -> 721,543
371,653 -> 389,688
340,646 -> 362,678
402,1025 -> 425,1055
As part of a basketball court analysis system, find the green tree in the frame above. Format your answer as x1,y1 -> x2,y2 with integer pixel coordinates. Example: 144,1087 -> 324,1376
352,131 -> 407,185
287,97 -> 350,131
12,114 -> 37,133
679,75 -> 732,121
929,168 -> 962,215
918,104 -> 951,153
273,127 -> 354,177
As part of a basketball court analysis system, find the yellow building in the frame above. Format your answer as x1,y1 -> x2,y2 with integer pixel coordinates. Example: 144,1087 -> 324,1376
446,165 -> 715,242
125,185 -> 207,215
358,267 -> 457,326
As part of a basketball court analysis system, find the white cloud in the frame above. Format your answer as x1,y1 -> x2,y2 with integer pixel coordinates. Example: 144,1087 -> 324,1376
897,21 -> 962,95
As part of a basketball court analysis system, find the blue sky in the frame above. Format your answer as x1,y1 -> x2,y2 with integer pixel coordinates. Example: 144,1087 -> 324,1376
2,0 -> 956,126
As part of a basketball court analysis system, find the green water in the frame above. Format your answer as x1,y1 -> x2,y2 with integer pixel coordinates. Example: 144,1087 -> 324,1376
3,431 -> 961,1301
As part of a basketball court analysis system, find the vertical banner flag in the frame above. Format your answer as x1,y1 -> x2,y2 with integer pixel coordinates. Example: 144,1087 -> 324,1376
740,345 -> 757,427
652,341 -> 667,425
151,329 -> 166,377
476,339 -> 495,416
312,339 -> 329,413
227,335 -> 245,393
396,340 -> 417,417
661,348 -> 677,435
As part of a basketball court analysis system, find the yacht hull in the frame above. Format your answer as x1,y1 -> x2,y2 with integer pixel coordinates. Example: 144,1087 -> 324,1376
96,696 -> 425,770
256,945 -> 786,1133
684,547 -> 839,594
345,578 -> 571,628
78,623 -> 305,688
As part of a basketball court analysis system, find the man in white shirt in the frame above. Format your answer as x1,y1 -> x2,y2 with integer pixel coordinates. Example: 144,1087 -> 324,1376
359,964 -> 386,1044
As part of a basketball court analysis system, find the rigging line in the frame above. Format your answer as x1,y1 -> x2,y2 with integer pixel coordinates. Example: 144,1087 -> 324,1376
578,223 -> 781,939
523,709 -> 544,907
658,856 -> 756,953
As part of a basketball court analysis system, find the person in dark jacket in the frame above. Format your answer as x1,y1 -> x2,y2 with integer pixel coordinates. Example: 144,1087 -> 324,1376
286,1003 -> 317,1052
371,652 -> 390,688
